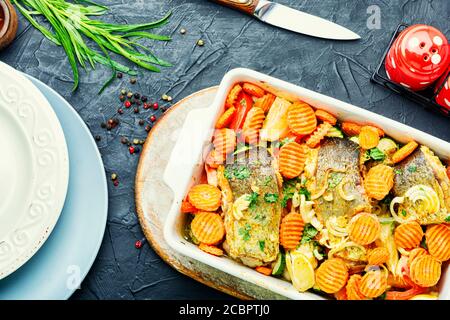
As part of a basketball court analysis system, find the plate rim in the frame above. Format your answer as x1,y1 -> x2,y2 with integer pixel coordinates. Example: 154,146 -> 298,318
0,62 -> 70,280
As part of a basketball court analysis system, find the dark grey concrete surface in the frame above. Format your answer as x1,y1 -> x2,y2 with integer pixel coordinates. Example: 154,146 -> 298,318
1,0 -> 448,300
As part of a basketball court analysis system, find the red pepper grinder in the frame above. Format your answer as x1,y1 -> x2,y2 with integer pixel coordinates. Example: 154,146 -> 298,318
385,24 -> 450,91
434,66 -> 450,113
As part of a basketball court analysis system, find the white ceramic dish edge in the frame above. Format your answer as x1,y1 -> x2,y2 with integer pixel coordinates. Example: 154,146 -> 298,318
163,68 -> 450,300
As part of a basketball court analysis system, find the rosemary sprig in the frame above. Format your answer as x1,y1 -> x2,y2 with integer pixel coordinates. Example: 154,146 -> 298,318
13,0 -> 171,91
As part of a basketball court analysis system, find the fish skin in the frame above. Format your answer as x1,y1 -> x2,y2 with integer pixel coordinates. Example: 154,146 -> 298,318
393,146 -> 449,224
313,138 -> 371,221
223,147 -> 281,267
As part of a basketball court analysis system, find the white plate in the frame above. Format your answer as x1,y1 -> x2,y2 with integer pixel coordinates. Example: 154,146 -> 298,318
163,68 -> 450,300
0,62 -> 69,280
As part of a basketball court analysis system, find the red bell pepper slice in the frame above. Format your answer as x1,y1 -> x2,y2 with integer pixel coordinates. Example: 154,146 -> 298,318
229,92 -> 253,131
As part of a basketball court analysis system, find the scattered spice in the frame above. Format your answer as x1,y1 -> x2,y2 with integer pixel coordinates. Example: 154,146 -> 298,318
121,137 -> 129,144
118,108 -> 124,114
139,119 -> 145,126
124,100 -> 132,108
95,135 -> 101,141
117,72 -> 123,79
119,95 -> 125,102
101,122 -> 107,128
153,102 -> 159,110
150,115 -> 156,122
134,93 -> 141,99
180,28 -> 186,35
113,180 -> 119,187
111,173 -> 118,180
141,96 -> 148,102
197,39 -> 204,46
135,239 -> 145,249
162,94 -> 169,101
167,96 -> 173,102
145,125 -> 151,132
120,89 -> 127,95
134,107 -> 139,114
143,103 -> 150,110
133,139 -> 140,145
130,78 -> 137,84
127,91 -> 133,99
129,146 -> 135,154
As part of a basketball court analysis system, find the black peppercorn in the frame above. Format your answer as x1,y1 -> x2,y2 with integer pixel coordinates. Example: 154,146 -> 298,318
117,72 -> 123,79
134,107 -> 139,114
101,122 -> 107,128
95,135 -> 101,141
130,78 -> 137,84
139,119 -> 145,126
145,125 -> 151,132
121,137 -> 129,144
141,96 -> 148,102
134,93 -> 141,99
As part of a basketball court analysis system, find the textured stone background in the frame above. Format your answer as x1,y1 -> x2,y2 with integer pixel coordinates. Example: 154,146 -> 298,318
1,0 -> 449,299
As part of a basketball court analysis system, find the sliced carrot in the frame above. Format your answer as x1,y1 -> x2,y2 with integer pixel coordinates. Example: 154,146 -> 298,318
348,213 -> 380,245
199,243 -> 224,256
255,266 -> 273,276
364,164 -> 394,200
409,255 -> 441,287
215,107 -> 236,129
254,93 -> 276,113
191,211 -> 225,245
346,275 -> 367,300
225,84 -> 242,109
385,287 -> 427,300
315,109 -> 337,125
392,141 -> 418,164
188,184 -> 222,211
280,213 -> 305,250
180,200 -> 198,213
408,248 -> 428,267
213,128 -> 236,156
426,224 -> 450,262
242,83 -> 265,98
315,259 -> 349,294
334,288 -> 348,300
359,270 -> 387,298
278,142 -> 307,179
394,221 -> 423,249
287,102 -> 317,135
305,122 -> 332,148
359,126 -> 380,149
242,107 -> 265,143
341,122 -> 362,136
205,149 -> 225,169
367,247 -> 389,266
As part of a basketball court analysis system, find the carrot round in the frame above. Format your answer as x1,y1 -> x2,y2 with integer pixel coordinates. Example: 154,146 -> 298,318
394,221 -> 423,249
199,243 -> 224,256
364,164 -> 394,200
359,270 -> 388,298
278,142 -> 307,179
180,200 -> 198,213
348,213 -> 381,245
346,274 -> 367,300
408,248 -> 428,267
359,126 -> 380,149
215,107 -> 236,129
188,184 -> 222,211
305,122 -> 332,148
242,107 -> 265,143
385,286 -> 427,300
426,224 -> 450,262
205,149 -> 225,169
225,84 -> 242,109
315,109 -> 337,125
409,255 -> 441,287
255,266 -> 273,276
315,259 -> 349,294
341,122 -> 362,136
213,128 -> 236,156
287,102 -> 317,135
242,83 -> 265,98
254,93 -> 276,113
392,141 -> 418,164
367,247 -> 389,266
191,211 -> 225,245
280,213 -> 305,250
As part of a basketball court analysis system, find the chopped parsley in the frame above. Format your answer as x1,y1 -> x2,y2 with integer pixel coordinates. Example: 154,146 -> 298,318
401,209 -> 407,217
246,192 -> 259,209
299,188 -> 311,200
376,292 -> 387,300
301,224 -> 318,244
420,237 -> 428,250
280,137 -> 296,147
445,215 -> 450,223
369,147 -> 386,161
408,165 -> 417,173
239,223 -> 252,241
224,166 -> 251,180
254,213 -> 266,221
328,172 -> 344,189
233,143 -> 252,155
263,176 -> 273,186
258,240 -> 265,252
264,193 -> 279,203
394,169 -> 402,175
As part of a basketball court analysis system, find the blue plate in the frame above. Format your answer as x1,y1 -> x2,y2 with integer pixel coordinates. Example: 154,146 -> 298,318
0,75 -> 108,300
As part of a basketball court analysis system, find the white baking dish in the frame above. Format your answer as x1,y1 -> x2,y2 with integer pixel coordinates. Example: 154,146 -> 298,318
163,68 -> 450,300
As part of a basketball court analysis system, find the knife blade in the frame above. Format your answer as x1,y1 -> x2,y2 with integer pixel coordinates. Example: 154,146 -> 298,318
212,0 -> 361,40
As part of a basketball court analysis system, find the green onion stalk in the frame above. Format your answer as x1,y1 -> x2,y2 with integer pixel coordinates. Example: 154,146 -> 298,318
13,0 -> 172,92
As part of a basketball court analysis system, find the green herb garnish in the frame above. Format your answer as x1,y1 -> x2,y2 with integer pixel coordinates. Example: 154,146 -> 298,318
328,172 -> 344,189
233,143 -> 251,155
263,176 -> 273,186
14,0 -> 172,92
280,137 -> 295,147
234,166 -> 251,180
299,188 -> 311,201
238,223 -> 251,241
264,193 -> 279,203
369,148 -> 386,161
246,192 -> 259,209
301,224 -> 318,244
376,292 -> 387,300
394,169 -> 402,175
401,209 -> 407,217
258,240 -> 265,252
445,215 -> 450,223
224,167 -> 233,180
420,238 -> 428,250
408,165 -> 417,173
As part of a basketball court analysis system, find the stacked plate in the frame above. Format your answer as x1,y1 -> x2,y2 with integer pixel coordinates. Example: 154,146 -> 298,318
0,61 -> 108,299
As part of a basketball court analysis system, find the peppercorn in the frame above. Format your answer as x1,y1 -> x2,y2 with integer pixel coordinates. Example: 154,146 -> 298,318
141,96 -> 148,102
111,173 -> 117,180
134,147 -> 140,153
143,103 -> 149,110
135,100 -> 141,106
121,89 -> 127,95
197,39 -> 204,46
121,137 -> 129,144
139,139 -> 146,145
119,95 -> 125,102
145,125 -> 151,132
127,91 -> 133,99
113,180 -> 119,187
180,28 -> 186,35
124,101 -> 131,108
95,135 -> 101,141
167,96 -> 173,102
138,119 -> 145,126
106,123 -> 112,131
134,107 -> 139,114
130,78 -> 137,84
134,93 -> 140,99
133,138 -> 140,145
150,115 -> 156,122
153,102 -> 159,110
129,146 -> 135,154
101,122 -> 107,128
162,94 -> 169,101
118,108 -> 124,115
135,239 -> 143,249
117,72 -> 123,79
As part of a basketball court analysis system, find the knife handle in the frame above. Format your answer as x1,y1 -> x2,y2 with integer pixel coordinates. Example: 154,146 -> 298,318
212,0 -> 260,15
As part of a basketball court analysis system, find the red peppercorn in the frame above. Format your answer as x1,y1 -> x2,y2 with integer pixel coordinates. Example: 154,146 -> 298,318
143,103 -> 149,109
153,102 -> 159,110
129,146 -> 135,154
150,115 -> 156,122
118,108 -> 124,114
124,101 -> 132,108
135,240 -> 143,249
113,180 -> 119,187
